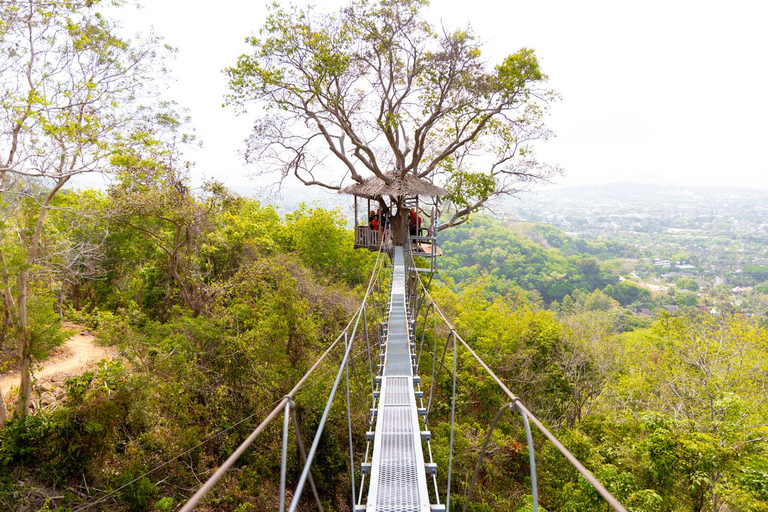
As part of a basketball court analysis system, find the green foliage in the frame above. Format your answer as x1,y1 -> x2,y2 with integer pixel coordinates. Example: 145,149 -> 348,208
675,290 -> 698,307
740,456 -> 768,501
0,360 -> 133,482
4,167 -> 768,512
605,280 -> 652,307
27,295 -> 71,361
432,281 -> 569,422
118,466 -> 158,512
285,204 -> 375,286
438,216 -> 620,304
675,277 -> 700,292
427,256 -> 768,511
450,495 -> 493,511
445,170 -> 496,211
64,372 -> 94,405
513,495 -> 547,512
745,265 -> 768,281
155,497 -> 175,512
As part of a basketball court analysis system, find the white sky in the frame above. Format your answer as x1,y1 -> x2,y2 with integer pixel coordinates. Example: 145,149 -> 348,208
111,0 -> 768,192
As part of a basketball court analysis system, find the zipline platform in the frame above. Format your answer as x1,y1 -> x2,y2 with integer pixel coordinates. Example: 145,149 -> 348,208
362,247 -> 439,512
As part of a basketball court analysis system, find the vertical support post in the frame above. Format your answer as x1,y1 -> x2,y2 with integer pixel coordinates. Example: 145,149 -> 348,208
345,332 -> 357,510
446,330 -> 457,512
463,403 -> 508,512
461,401 -> 539,512
289,323 -> 360,512
279,399 -> 292,512
424,316 -> 448,428
414,286 -> 426,326
426,330 -> 453,426
363,306 -> 374,407
367,198 -> 371,248
291,414 -> 324,512
518,405 -> 539,512
371,282 -> 381,340
429,206 -> 434,236
417,301 -> 434,367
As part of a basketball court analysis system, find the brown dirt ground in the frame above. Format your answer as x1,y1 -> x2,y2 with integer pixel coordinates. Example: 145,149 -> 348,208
0,322 -> 119,409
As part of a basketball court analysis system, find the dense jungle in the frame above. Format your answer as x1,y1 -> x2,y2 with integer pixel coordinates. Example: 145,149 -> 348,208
0,186 -> 766,511
2,1 -> 767,511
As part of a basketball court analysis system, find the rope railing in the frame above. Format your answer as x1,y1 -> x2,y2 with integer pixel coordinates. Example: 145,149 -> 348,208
179,243 -> 390,511
404,248 -> 629,512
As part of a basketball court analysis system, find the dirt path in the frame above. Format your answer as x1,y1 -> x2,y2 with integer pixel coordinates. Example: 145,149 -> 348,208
0,322 -> 119,404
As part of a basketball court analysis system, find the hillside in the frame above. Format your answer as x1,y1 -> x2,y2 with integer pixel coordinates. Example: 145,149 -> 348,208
437,215 -> 654,313
0,192 -> 766,511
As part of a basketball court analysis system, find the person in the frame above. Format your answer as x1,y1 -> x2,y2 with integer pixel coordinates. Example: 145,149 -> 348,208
368,210 -> 379,232
408,208 -> 422,236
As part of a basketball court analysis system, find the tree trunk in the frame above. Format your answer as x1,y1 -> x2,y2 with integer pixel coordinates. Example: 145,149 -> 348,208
0,288 -> 12,348
0,394 -> 6,426
14,272 -> 35,420
14,177 -> 68,419
390,213 -> 408,246
388,195 -> 409,247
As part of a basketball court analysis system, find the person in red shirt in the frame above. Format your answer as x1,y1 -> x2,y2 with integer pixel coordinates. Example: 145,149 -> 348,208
408,208 -> 422,236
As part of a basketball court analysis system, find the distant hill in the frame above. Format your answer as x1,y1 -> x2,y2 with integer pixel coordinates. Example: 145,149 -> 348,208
437,215 -> 631,304
526,182 -> 768,202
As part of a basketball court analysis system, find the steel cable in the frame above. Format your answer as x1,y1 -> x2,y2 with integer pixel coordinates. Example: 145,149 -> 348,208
179,245 -> 388,511
409,275 -> 629,512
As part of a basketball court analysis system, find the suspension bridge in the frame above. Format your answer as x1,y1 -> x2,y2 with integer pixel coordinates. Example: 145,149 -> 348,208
171,232 -> 628,512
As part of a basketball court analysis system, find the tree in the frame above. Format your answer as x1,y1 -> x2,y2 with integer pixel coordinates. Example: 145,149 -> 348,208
676,277 -> 700,292
608,280 -> 652,307
226,0 -> 559,244
606,313 -> 768,510
0,0 -> 166,418
557,310 -> 621,426
285,204 -> 376,285
110,168 -> 236,318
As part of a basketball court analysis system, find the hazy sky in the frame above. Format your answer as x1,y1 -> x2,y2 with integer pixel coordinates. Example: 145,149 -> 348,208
112,0 -> 768,192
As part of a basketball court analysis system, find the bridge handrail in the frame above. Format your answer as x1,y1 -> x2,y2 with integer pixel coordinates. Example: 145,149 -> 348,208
179,242 -> 389,511
408,266 -> 629,512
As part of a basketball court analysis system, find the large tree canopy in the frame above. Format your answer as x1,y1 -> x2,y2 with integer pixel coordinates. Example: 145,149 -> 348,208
226,0 -> 560,234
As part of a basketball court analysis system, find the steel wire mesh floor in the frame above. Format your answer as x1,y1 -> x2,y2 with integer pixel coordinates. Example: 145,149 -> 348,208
366,247 -> 431,512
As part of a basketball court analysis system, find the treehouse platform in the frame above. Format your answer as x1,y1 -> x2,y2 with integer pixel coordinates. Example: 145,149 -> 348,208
341,171 -> 448,255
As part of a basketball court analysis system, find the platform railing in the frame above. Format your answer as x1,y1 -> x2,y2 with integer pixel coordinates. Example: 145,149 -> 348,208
355,225 -> 383,250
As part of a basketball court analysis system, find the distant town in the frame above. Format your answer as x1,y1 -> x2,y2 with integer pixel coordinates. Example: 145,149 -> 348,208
507,182 -> 768,315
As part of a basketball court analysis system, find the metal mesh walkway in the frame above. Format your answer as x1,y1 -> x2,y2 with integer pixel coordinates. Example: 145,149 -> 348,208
366,247 -> 432,512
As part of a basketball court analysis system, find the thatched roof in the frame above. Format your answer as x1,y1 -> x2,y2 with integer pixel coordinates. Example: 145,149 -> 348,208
340,171 -> 449,199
